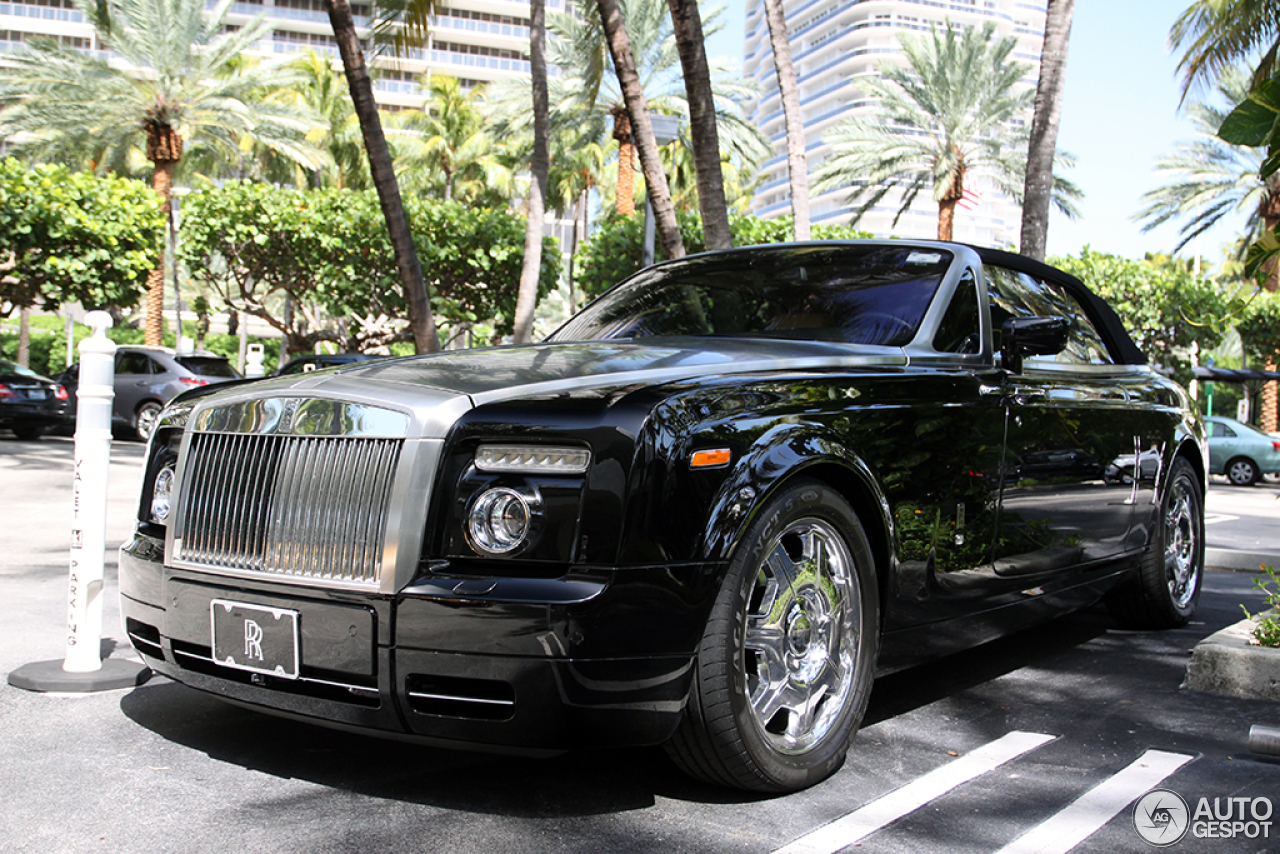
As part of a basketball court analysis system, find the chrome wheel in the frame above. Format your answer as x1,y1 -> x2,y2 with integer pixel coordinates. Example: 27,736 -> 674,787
666,480 -> 877,792
1163,474 -> 1200,609
743,517 -> 860,755
134,401 -> 162,442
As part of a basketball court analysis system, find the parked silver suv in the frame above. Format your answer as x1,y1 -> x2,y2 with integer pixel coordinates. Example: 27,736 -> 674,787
60,346 -> 241,441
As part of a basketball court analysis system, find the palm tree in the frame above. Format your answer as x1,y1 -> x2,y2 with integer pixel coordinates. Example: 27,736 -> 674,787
548,0 -> 766,227
1135,69 -> 1270,255
812,22 -> 1074,241
325,0 -> 440,352
594,0 -> 684,260
289,52 -> 371,190
665,0 -> 731,251
388,77 -> 515,204
1171,0 -> 1280,99
762,0 -> 809,242
512,0 -> 550,345
1020,0 -> 1075,261
0,0 -> 325,345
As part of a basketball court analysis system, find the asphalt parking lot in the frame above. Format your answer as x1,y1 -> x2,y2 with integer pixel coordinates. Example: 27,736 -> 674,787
2,435 -> 1278,854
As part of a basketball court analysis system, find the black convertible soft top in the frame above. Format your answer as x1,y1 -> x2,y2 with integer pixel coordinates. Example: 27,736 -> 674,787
972,246 -> 1148,366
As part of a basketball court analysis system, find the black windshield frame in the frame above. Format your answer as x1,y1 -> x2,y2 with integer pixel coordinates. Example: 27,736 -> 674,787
550,245 -> 955,348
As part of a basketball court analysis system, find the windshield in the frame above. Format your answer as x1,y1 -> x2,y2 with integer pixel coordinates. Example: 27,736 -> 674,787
0,359 -> 41,378
176,356 -> 240,379
550,245 -> 954,347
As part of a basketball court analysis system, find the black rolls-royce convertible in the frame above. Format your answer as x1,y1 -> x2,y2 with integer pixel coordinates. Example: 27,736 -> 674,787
120,241 -> 1206,792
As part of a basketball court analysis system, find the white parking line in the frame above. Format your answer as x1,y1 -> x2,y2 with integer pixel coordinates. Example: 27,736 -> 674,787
993,749 -> 1194,854
1203,513 -> 1239,525
772,731 -> 1056,854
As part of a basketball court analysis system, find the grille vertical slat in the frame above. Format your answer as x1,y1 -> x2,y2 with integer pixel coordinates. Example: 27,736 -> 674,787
175,431 -> 403,587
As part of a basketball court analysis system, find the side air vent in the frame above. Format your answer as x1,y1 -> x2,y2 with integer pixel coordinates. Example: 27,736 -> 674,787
405,674 -> 516,721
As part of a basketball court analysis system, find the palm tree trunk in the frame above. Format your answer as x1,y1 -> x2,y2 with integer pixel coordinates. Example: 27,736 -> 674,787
596,0 -> 685,260
512,0 -> 549,345
763,0 -> 809,242
325,0 -> 441,353
612,107 -> 636,216
1019,0 -> 1074,261
666,0 -> 731,251
145,157 -> 177,346
937,198 -> 957,241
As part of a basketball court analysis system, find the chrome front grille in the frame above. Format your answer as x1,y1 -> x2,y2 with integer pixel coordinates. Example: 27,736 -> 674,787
173,431 -> 404,587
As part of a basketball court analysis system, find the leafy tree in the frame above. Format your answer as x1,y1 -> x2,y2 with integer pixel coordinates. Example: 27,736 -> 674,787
0,0 -> 326,346
574,213 -> 873,299
1136,68 -> 1267,255
812,22 -> 1080,241
1020,0 -> 1075,260
180,183 -> 559,351
324,0 -> 441,353
1050,248 -> 1230,383
0,159 -> 162,316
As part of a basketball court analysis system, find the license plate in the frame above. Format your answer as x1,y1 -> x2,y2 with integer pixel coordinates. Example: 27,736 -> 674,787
210,600 -> 299,680
27,389 -> 46,400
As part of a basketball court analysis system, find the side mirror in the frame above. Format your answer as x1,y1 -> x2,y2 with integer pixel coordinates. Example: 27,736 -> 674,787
1001,316 -> 1069,374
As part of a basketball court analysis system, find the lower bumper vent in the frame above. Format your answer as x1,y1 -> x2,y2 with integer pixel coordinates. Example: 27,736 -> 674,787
405,674 -> 515,720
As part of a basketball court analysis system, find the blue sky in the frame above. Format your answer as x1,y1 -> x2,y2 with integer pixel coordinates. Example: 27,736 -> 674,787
706,1 -> 1247,264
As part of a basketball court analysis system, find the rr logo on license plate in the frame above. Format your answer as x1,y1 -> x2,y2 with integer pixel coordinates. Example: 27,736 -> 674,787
210,600 -> 300,680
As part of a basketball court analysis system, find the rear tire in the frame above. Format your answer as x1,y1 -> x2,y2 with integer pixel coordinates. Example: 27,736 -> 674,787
12,425 -> 44,440
1225,456 -> 1259,486
665,480 -> 878,792
1106,458 -> 1204,629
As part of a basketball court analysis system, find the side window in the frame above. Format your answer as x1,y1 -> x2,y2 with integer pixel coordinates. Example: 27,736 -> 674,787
932,269 -> 980,354
984,266 -> 1114,366
1211,422 -> 1235,438
117,353 -> 155,374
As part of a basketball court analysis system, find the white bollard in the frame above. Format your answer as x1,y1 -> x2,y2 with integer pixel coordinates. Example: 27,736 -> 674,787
7,312 -> 148,693
63,311 -> 117,673
245,342 -> 266,378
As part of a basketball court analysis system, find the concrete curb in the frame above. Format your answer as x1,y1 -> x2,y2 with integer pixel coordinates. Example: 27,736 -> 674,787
1205,549 -> 1278,572
1183,612 -> 1280,701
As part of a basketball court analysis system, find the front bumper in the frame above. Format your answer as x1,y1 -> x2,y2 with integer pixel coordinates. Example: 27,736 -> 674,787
120,532 -> 715,752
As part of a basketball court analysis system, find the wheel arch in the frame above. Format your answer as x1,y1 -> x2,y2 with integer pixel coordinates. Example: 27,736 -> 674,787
699,430 -> 895,622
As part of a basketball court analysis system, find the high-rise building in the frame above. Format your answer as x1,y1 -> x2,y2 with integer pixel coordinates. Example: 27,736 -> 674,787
742,0 -> 1047,247
0,0 -> 555,108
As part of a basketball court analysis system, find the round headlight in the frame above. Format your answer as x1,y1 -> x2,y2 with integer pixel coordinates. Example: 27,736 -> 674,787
467,487 -> 533,555
150,463 -> 176,523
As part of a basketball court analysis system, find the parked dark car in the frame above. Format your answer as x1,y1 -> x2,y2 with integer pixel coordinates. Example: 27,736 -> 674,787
120,242 -> 1206,792
61,346 -> 240,441
274,353 -> 383,376
0,358 -> 70,439
1205,415 -> 1280,485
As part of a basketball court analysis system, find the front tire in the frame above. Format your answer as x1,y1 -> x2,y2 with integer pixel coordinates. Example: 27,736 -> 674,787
666,480 -> 878,792
134,401 -> 162,442
1106,457 -> 1204,629
1225,456 -> 1259,486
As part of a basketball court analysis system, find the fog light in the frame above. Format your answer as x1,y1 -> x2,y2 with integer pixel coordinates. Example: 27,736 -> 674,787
467,487 -> 537,555
150,463 -> 176,523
